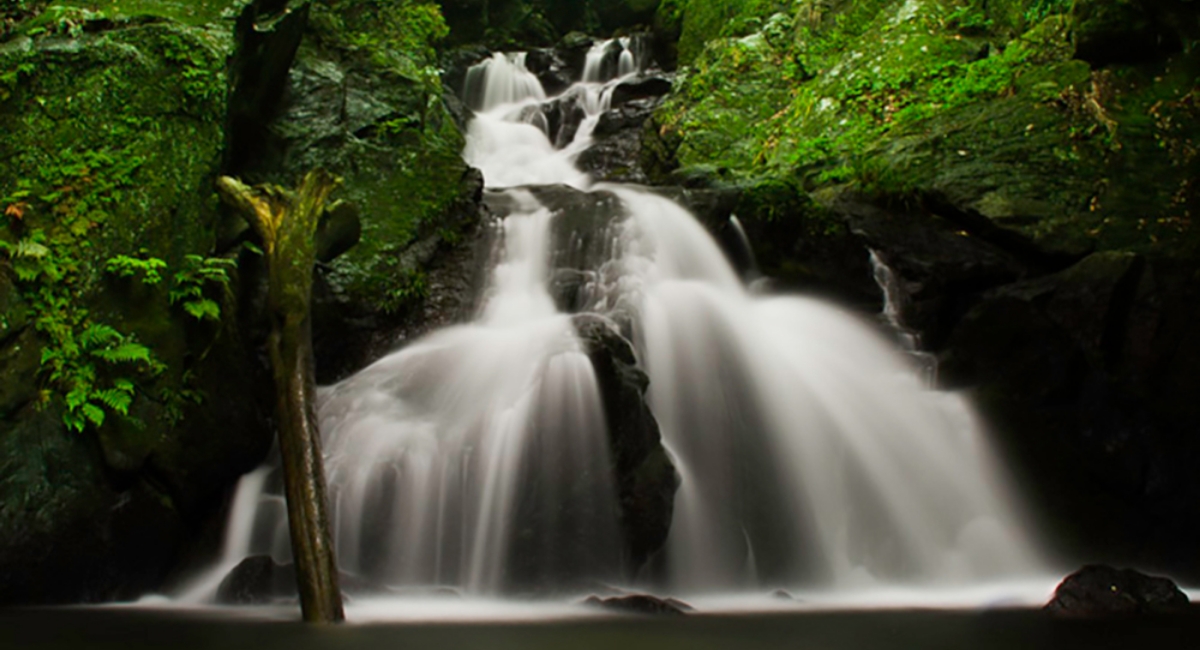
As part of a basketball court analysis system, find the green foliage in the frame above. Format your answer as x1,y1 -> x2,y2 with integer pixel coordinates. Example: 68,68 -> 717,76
657,0 -> 1083,189
105,253 -> 167,284
1023,0 -> 1073,25
156,27 -> 225,108
168,254 -> 234,322
2,229 -> 162,432
106,251 -> 233,321
311,0 -> 448,90
383,268 -> 427,314
675,0 -> 788,65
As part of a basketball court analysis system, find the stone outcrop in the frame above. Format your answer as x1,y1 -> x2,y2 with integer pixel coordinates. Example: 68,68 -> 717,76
1046,565 -> 1190,617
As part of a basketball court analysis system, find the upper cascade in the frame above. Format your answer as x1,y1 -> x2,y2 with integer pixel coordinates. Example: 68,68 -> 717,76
463,52 -> 547,113
461,38 -> 650,189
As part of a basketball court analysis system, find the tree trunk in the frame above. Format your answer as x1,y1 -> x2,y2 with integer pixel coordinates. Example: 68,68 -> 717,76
216,170 -> 345,623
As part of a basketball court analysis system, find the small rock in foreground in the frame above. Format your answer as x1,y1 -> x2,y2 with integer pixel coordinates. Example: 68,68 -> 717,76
585,594 -> 692,616
1045,565 -> 1190,617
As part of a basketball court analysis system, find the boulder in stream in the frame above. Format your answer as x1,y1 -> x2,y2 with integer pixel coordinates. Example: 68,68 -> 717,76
573,314 -> 679,574
1046,565 -> 1190,617
584,593 -> 692,616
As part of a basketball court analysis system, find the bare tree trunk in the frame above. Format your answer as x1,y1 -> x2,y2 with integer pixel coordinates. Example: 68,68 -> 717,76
217,170 -> 345,623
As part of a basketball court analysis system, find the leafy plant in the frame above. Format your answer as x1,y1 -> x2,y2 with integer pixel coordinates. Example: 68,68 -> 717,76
168,254 -> 234,321
2,229 -> 162,432
105,253 -> 167,284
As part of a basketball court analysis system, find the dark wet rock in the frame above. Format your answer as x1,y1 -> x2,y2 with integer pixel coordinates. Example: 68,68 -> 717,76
216,556 -> 295,605
524,47 -> 573,96
578,97 -> 663,183
492,184 -> 625,278
215,555 -> 388,604
831,193 -> 1032,345
550,268 -> 595,313
441,45 -> 492,105
315,200 -> 362,264
611,75 -> 673,106
573,314 -> 678,575
1046,565 -> 1189,617
585,593 -> 691,616
593,99 -> 658,137
312,168 -> 490,384
1072,0 -> 1181,67
539,92 -> 591,149
558,31 -> 596,80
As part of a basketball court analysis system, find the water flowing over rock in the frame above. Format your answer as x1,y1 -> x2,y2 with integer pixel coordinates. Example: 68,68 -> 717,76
190,35 -> 1049,602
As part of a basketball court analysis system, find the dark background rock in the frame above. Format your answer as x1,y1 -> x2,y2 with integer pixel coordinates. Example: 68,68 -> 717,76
1046,565 -> 1190,617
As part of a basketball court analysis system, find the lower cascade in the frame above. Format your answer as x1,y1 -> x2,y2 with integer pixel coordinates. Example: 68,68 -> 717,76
185,41 -> 1047,604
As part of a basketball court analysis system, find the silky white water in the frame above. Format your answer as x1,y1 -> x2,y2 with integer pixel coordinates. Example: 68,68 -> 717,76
183,40 -> 1050,607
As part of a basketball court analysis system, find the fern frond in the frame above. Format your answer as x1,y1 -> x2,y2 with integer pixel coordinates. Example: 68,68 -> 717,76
94,388 -> 133,415
79,324 -> 123,348
92,342 -> 153,364
81,402 -> 106,427
183,298 -> 221,321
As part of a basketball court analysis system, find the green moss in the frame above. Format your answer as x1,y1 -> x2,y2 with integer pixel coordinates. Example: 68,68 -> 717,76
310,0 -> 447,87
672,0 -> 787,66
52,0 -> 243,26
283,1 -> 471,312
0,20 -> 231,432
653,0 -> 1199,256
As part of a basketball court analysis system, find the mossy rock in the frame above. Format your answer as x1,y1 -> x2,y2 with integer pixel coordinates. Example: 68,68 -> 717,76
1,12 -> 272,604
652,0 -> 1200,260
265,0 -> 472,311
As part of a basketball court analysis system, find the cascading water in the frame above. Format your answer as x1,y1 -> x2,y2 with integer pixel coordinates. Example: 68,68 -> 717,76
187,38 -> 1049,607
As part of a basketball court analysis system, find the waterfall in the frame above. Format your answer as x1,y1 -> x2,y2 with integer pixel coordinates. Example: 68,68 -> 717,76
187,39 -> 1048,605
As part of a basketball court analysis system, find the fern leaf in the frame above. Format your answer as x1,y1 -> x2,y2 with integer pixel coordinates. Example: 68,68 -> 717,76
15,240 -> 49,259
63,409 -> 86,433
81,402 -> 106,427
94,389 -> 133,415
79,324 -> 122,348
93,342 -> 153,364
112,378 -> 136,393
184,299 -> 221,321
65,386 -> 89,410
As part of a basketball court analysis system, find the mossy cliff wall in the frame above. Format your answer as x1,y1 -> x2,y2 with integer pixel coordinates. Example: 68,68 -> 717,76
648,0 -> 1200,579
0,0 -> 478,604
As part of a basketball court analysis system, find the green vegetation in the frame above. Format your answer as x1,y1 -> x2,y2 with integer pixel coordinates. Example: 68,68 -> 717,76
295,0 -> 470,314
1,17 -> 231,434
311,0 -> 448,89
1,231 -> 161,433
651,0 -> 1199,256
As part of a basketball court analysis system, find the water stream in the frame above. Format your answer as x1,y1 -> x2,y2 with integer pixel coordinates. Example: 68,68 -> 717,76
179,39 -> 1052,611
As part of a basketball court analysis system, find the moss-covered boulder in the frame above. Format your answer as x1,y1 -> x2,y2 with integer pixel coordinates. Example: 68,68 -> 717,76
0,6 -> 272,604
238,0 -> 484,382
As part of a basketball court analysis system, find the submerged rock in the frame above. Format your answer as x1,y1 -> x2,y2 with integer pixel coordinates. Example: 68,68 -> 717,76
1046,565 -> 1190,617
584,593 -> 692,616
